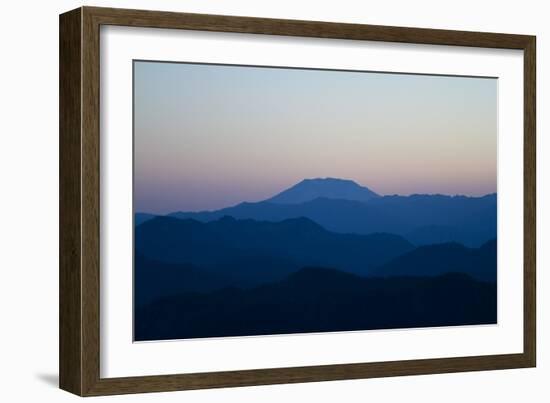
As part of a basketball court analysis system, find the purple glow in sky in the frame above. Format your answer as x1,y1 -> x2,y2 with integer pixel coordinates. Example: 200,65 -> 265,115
134,61 -> 497,214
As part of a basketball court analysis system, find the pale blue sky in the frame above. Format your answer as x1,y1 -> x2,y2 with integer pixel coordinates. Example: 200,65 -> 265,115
134,61 -> 497,214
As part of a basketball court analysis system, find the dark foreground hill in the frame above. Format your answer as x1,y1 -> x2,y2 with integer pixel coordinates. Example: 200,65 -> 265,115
135,267 -> 497,341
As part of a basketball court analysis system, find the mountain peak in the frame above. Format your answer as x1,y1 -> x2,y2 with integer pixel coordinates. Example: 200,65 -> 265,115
265,177 -> 379,205
301,177 -> 356,184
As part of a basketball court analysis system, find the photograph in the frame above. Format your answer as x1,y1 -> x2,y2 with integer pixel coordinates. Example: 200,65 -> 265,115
132,61 -> 498,341
50,3 -> 538,398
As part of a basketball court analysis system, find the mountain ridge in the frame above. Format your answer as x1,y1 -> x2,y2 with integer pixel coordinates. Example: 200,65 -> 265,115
374,239 -> 497,282
266,177 -> 379,204
164,193 -> 496,247
135,178 -> 496,247
135,215 -> 414,277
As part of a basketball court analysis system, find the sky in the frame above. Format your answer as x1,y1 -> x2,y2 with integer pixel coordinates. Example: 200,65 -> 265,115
134,61 -> 497,214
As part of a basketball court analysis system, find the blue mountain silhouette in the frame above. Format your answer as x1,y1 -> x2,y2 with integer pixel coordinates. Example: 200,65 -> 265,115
135,215 -> 414,280
134,177 -> 498,339
135,212 -> 156,226
163,187 -> 496,247
375,239 -> 496,282
266,177 -> 379,204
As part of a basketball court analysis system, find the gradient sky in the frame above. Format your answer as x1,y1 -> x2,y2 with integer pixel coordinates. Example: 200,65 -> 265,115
134,61 -> 497,214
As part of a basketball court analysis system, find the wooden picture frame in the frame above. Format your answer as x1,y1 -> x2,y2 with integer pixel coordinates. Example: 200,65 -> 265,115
59,6 -> 536,396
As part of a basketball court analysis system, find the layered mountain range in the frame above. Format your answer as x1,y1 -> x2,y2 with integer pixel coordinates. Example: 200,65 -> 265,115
134,178 -> 497,340
138,178 -> 496,247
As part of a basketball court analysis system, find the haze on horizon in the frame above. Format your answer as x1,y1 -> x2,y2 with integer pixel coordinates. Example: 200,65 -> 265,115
134,61 -> 497,214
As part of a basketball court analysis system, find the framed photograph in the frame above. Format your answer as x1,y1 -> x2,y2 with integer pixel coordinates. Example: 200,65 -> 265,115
59,6 -> 536,396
